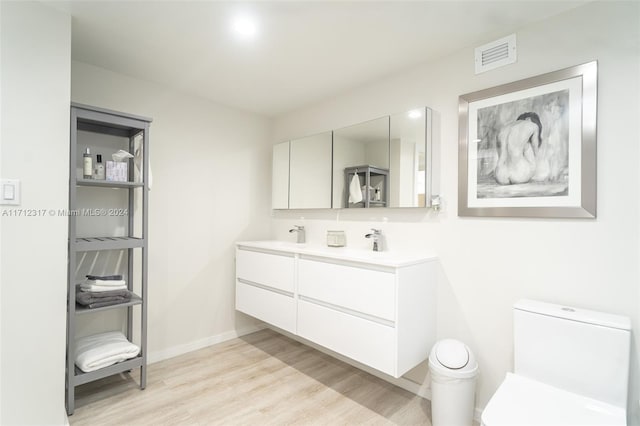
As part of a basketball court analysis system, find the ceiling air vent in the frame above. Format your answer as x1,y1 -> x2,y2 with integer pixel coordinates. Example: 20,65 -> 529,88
475,34 -> 517,74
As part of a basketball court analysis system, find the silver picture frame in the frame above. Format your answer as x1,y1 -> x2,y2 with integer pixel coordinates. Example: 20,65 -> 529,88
458,61 -> 597,218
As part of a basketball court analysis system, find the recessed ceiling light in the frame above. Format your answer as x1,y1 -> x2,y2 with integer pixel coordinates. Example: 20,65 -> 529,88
232,15 -> 258,39
408,110 -> 422,119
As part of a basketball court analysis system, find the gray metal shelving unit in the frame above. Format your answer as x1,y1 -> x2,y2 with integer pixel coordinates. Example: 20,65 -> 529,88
344,165 -> 389,208
66,103 -> 151,415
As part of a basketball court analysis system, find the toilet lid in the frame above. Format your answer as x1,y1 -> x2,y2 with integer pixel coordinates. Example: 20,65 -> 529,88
435,339 -> 469,369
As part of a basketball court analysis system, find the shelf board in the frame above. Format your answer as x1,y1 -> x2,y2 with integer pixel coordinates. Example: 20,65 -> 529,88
77,179 -> 143,188
73,355 -> 143,386
74,236 -> 145,251
76,293 -> 142,315
344,165 -> 389,176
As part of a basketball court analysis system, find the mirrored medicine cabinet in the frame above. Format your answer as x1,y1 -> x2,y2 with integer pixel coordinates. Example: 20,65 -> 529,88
272,107 -> 433,210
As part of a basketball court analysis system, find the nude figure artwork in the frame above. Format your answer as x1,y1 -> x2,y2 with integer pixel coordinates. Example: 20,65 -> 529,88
494,112 -> 543,185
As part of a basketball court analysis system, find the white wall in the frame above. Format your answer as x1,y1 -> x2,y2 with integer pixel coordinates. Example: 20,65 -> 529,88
272,1 -> 640,422
0,2 -> 70,424
71,61 -> 271,361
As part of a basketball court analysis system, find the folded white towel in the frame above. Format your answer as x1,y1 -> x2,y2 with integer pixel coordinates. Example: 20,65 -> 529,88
80,283 -> 127,292
348,173 -> 363,203
75,331 -> 140,373
87,279 -> 126,287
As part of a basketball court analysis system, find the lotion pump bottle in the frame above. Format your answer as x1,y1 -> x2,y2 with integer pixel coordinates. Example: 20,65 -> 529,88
94,154 -> 105,180
83,148 -> 93,179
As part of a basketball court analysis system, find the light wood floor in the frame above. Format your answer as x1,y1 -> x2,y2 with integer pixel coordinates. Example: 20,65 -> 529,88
69,329 -> 432,425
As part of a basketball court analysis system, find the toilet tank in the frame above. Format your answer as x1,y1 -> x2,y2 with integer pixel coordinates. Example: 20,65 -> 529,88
513,299 -> 631,409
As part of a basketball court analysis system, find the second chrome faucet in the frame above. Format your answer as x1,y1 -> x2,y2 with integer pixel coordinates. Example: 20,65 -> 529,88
365,228 -> 382,252
289,225 -> 305,244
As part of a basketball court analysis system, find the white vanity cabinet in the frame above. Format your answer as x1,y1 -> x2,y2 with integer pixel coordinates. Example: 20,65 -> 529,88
297,255 -> 397,375
235,248 -> 296,333
235,242 -> 437,379
297,256 -> 435,378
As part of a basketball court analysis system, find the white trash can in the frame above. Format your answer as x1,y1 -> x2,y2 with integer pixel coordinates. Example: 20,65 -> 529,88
429,339 -> 478,426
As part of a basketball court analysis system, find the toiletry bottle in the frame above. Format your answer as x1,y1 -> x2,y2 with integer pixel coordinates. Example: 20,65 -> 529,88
374,187 -> 381,201
83,148 -> 93,179
94,154 -> 105,180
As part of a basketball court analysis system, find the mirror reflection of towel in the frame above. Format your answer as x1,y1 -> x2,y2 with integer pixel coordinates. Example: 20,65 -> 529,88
349,173 -> 363,203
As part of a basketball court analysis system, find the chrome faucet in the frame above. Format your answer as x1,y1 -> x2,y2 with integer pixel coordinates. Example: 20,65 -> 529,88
365,228 -> 382,252
289,225 -> 305,244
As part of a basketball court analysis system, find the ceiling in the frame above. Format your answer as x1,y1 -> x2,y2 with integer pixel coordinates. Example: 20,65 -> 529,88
52,1 -> 590,117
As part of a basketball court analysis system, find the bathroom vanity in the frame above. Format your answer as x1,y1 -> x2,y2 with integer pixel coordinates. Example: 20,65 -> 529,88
235,241 -> 437,378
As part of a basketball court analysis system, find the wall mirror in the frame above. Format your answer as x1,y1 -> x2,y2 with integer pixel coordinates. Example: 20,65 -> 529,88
272,107 -> 433,210
289,131 -> 332,209
389,107 -> 432,207
333,116 -> 390,209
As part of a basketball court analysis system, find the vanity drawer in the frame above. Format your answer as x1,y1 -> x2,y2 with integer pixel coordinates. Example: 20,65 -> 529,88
297,299 -> 396,376
236,282 -> 295,333
236,248 -> 295,293
298,258 -> 395,321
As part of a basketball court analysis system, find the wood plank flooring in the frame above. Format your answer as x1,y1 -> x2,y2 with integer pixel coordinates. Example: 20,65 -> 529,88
69,329 -> 432,425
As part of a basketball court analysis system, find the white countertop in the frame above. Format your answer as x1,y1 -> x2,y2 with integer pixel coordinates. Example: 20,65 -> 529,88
236,240 -> 437,268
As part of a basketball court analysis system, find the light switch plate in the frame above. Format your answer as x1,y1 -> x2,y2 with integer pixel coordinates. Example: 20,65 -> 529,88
1,179 -> 21,205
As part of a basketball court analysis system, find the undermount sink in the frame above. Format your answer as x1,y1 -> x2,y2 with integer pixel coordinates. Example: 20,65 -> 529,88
275,241 -> 307,248
236,240 -> 435,268
248,240 -> 307,249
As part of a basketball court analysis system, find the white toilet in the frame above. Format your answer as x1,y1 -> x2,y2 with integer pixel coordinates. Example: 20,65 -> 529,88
482,299 -> 631,426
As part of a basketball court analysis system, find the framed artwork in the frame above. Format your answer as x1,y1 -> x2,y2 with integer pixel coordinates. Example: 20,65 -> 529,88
458,61 -> 597,218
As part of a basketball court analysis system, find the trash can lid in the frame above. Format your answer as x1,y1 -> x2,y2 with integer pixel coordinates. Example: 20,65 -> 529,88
435,339 -> 469,369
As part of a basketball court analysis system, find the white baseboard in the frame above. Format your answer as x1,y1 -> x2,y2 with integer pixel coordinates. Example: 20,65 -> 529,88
147,324 -> 266,364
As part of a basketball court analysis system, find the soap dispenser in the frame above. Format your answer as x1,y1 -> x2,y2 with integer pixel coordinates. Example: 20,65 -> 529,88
83,148 -> 92,179
93,154 -> 105,180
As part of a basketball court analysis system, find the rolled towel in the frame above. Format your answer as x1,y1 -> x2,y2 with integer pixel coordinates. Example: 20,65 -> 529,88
348,173 -> 363,203
75,331 -> 140,373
